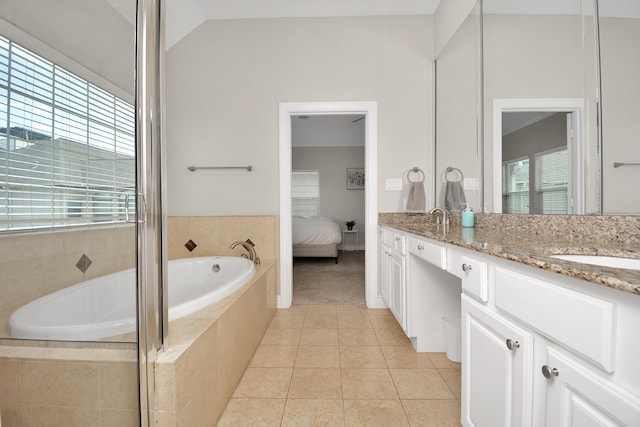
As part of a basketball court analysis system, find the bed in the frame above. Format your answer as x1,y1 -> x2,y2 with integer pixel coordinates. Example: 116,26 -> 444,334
292,216 -> 343,263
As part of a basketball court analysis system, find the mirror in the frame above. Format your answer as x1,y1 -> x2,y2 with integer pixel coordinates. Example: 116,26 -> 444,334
483,0 -> 601,214
482,0 -> 640,215
434,2 -> 482,212
599,0 -> 640,215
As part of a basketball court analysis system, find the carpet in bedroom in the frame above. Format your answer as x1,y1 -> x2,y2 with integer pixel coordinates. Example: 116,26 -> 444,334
292,250 -> 365,305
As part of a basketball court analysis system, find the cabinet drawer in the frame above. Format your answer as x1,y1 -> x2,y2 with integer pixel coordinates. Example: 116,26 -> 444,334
460,255 -> 488,302
408,237 -> 446,269
495,267 -> 615,372
381,228 -> 405,254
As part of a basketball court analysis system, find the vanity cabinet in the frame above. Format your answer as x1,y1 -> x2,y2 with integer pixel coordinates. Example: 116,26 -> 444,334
462,295 -> 533,427
456,249 -> 640,427
380,227 -> 407,331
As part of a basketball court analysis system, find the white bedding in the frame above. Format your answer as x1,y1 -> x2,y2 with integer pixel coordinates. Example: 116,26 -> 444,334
292,216 -> 343,245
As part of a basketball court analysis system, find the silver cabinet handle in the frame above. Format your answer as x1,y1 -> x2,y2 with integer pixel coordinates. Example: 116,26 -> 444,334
462,263 -> 472,272
541,365 -> 559,379
505,339 -> 520,350
417,244 -> 424,251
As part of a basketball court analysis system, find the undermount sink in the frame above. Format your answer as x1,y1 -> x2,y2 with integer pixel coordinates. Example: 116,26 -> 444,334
550,254 -> 640,271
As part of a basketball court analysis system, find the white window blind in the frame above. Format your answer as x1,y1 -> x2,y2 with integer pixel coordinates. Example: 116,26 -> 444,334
535,147 -> 568,214
502,158 -> 529,214
0,35 -> 135,231
291,170 -> 319,217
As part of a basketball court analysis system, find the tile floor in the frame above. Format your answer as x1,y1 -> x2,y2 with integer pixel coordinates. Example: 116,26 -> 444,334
217,304 -> 462,426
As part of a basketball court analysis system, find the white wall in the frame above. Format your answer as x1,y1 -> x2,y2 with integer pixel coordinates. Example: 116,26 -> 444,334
165,15 -> 433,216
292,146 -> 365,249
434,0 -> 478,57
0,0 -> 135,98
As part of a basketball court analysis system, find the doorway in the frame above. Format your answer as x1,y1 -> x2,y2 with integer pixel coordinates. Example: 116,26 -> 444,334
279,102 -> 379,309
492,98 -> 585,214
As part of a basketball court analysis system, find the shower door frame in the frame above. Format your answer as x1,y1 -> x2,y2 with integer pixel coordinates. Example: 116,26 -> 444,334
136,0 -> 167,425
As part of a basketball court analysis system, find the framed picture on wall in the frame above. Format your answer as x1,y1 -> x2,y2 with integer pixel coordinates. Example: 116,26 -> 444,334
347,168 -> 365,190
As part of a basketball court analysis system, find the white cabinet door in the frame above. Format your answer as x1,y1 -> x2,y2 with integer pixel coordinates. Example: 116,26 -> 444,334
380,243 -> 392,308
390,250 -> 406,331
462,295 -> 533,427
542,346 -> 640,427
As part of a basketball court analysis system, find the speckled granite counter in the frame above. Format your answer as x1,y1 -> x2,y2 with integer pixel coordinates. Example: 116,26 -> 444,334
379,213 -> 640,296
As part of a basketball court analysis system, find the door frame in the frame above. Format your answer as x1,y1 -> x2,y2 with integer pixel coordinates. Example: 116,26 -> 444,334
492,98 -> 585,214
278,101 -> 379,308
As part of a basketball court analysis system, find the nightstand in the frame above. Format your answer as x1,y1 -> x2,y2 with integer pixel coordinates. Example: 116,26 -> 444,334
341,229 -> 359,252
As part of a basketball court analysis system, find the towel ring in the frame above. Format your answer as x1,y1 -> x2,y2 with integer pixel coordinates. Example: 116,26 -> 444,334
444,166 -> 464,183
407,167 -> 425,183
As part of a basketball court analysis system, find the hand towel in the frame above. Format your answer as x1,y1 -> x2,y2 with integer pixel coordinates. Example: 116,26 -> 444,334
406,181 -> 426,212
445,181 -> 466,212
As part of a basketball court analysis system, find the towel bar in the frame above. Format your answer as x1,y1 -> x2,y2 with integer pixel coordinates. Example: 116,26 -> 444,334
613,162 -> 640,168
187,165 -> 253,172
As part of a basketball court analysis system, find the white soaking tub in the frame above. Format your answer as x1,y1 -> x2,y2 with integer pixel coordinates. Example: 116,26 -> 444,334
9,256 -> 255,341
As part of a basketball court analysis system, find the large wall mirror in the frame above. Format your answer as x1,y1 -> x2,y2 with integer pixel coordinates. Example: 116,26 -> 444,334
483,0 -> 640,216
434,2 -> 482,213
435,0 -> 639,216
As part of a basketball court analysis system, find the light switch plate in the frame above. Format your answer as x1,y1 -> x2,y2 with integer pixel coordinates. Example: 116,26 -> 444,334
464,178 -> 479,190
385,178 -> 403,191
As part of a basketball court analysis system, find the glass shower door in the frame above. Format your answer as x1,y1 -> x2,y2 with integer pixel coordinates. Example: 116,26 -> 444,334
0,1 -> 164,425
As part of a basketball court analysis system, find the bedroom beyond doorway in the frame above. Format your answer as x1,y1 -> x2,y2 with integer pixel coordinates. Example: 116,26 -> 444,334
293,251 -> 365,305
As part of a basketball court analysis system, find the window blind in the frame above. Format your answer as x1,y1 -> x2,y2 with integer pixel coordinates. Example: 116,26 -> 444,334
535,148 -> 568,214
502,159 -> 529,214
291,170 -> 320,217
0,35 -> 135,231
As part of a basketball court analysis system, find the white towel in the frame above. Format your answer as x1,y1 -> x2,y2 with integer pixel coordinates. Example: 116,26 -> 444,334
406,181 -> 425,212
445,181 -> 466,212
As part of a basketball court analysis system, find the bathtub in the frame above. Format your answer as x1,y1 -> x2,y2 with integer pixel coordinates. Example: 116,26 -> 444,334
9,256 -> 255,341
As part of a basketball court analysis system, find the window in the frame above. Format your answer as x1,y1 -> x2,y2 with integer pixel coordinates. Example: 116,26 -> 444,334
535,147 -> 568,214
502,158 -> 529,214
0,35 -> 135,231
291,170 -> 319,217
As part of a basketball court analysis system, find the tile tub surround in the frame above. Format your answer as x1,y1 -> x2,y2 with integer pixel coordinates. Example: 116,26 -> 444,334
0,346 -> 139,426
168,215 -> 278,262
155,261 -> 277,426
379,213 -> 640,295
0,261 -> 276,426
0,226 -> 136,337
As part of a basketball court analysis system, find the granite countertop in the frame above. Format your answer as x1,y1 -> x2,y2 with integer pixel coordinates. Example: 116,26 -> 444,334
379,213 -> 640,296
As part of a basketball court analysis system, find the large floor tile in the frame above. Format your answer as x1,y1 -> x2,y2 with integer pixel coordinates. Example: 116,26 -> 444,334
427,352 -> 462,369
299,328 -> 339,346
281,398 -> 345,427
343,399 -> 409,427
389,368 -> 455,400
338,328 -> 378,346
288,368 -> 343,399
260,328 -> 302,346
380,346 -> 435,369
439,368 -> 462,400
341,368 -> 398,400
233,368 -> 293,398
337,313 -> 372,329
306,304 -> 338,315
401,399 -> 462,427
340,346 -> 386,369
295,345 -> 340,368
269,314 -> 305,330
304,314 -> 338,329
249,346 -> 299,368
374,328 -> 412,346
217,398 -> 286,427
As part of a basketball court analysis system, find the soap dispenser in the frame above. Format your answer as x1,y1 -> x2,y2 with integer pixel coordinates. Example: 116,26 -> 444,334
461,204 -> 475,228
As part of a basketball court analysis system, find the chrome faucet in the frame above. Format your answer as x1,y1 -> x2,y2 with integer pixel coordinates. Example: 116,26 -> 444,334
230,239 -> 260,264
428,207 -> 449,226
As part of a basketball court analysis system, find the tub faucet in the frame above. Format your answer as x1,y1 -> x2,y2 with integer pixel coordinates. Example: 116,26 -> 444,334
230,239 -> 260,264
429,207 -> 449,226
